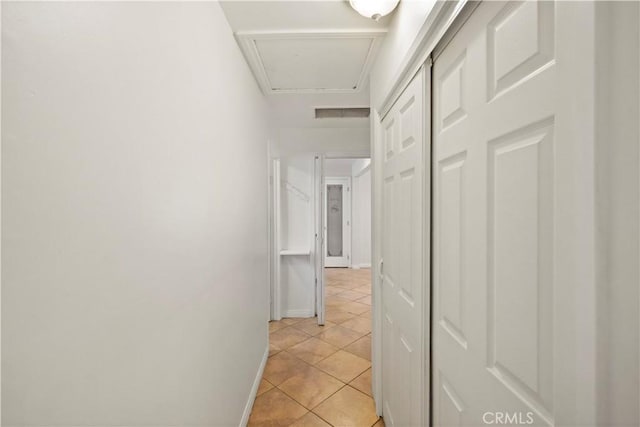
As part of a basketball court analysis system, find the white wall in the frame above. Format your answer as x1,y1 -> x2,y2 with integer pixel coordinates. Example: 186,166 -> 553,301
324,158 -> 356,177
594,2 -> 640,425
272,127 -> 370,158
370,0 -> 437,109
2,2 -> 270,426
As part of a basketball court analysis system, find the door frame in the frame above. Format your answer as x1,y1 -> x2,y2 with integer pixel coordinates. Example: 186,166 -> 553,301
314,155 -> 325,325
324,176 -> 352,268
271,158 -> 282,321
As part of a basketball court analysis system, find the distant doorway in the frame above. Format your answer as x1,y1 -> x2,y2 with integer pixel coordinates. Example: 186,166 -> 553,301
325,177 -> 351,268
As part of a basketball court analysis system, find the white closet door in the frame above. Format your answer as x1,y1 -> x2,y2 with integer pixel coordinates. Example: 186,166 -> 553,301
432,1 -> 579,425
380,67 -> 425,427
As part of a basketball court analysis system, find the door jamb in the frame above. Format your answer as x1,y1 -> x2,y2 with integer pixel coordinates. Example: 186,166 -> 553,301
314,155 -> 326,325
271,158 -> 282,321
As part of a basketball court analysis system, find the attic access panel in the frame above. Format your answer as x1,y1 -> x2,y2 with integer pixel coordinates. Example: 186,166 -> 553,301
236,31 -> 386,94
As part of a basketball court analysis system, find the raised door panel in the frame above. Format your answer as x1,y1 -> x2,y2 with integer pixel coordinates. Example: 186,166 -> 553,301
433,2 -> 557,426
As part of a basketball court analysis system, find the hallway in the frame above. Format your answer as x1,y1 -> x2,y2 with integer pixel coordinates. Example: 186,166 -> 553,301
249,269 -> 382,427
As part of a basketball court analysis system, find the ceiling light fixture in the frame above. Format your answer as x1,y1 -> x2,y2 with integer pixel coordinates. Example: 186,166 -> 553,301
349,0 -> 400,21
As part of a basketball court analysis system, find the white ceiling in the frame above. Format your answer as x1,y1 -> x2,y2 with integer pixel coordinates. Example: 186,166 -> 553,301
220,1 -> 393,128
219,1 -> 391,33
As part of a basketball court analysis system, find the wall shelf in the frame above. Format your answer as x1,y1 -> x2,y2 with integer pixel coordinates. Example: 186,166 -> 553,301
280,249 -> 311,256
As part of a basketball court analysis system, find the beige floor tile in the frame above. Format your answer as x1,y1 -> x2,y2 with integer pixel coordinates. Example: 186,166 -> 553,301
349,368 -> 372,396
343,335 -> 371,361
269,343 -> 282,358
325,289 -> 341,296
325,309 -> 357,324
340,316 -> 371,335
288,337 -> 339,365
248,388 -> 308,427
335,290 -> 368,301
278,366 -> 345,409
326,295 -> 350,309
289,412 -> 332,427
269,321 -> 287,333
293,319 -> 336,337
270,327 -> 311,350
356,295 -> 372,306
359,311 -> 372,321
339,301 -> 370,315
316,350 -> 370,383
353,285 -> 371,295
282,317 -> 305,325
373,417 -> 386,426
312,386 -> 379,427
257,378 -> 275,396
317,325 -> 364,348
262,351 -> 313,385
332,282 -> 362,290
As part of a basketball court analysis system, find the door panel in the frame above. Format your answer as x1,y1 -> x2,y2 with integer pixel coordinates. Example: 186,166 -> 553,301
433,1 -> 556,425
381,67 -> 425,427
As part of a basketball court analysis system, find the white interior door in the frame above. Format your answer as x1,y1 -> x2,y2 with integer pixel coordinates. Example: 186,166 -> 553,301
380,67 -> 425,427
324,177 -> 351,268
314,156 -> 325,325
432,1 -> 563,425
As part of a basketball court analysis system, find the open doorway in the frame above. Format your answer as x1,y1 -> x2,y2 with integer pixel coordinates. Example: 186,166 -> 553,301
320,157 -> 372,331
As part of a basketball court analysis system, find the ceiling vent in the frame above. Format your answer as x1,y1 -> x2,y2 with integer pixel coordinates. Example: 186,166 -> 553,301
315,107 -> 371,119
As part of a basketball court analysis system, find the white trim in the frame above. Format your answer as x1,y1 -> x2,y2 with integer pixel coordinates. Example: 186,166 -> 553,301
421,64 -> 432,427
235,30 -> 387,95
371,107 -> 383,415
239,345 -> 269,427
282,309 -> 315,318
267,142 -> 273,323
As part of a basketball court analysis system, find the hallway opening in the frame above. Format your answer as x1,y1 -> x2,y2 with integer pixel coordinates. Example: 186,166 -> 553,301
252,268 -> 379,426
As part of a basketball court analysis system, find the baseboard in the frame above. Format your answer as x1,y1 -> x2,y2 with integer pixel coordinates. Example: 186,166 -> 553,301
283,309 -> 314,318
239,344 -> 269,427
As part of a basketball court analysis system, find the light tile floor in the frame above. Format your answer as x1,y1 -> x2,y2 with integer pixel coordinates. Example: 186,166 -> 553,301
249,268 -> 385,427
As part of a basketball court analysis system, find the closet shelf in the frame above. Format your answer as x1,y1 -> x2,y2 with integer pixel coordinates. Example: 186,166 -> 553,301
280,249 -> 311,256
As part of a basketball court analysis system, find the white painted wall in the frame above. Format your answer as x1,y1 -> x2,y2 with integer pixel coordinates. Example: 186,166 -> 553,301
370,0 -> 437,109
594,3 -> 640,425
272,127 -> 370,158
324,158 -> 357,177
2,2 -> 270,426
